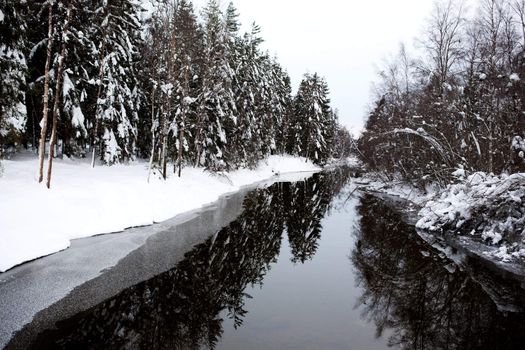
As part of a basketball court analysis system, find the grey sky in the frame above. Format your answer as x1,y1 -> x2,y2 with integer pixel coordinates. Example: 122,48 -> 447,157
192,0 -> 436,135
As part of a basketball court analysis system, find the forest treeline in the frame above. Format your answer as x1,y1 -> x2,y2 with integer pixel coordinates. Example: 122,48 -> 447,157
0,0 -> 352,182
359,0 -> 525,187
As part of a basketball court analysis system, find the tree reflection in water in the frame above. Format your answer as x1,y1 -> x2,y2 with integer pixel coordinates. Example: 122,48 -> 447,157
20,168 -> 352,350
352,194 -> 525,350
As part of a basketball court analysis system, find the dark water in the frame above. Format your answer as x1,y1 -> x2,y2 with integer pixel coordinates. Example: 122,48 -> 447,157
6,169 -> 525,350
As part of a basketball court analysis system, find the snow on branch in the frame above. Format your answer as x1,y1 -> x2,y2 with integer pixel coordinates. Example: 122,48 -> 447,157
386,127 -> 452,165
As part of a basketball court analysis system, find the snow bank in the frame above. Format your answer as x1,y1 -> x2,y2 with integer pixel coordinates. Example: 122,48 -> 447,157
358,172 -> 437,206
416,172 -> 525,262
0,155 -> 319,272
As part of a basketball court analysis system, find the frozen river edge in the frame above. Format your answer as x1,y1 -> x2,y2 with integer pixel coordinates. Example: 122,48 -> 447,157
0,169 -> 319,349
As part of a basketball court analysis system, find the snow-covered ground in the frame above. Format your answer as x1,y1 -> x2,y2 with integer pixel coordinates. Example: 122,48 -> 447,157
355,172 -> 438,206
0,154 -> 320,272
416,171 -> 525,263
357,170 -> 525,264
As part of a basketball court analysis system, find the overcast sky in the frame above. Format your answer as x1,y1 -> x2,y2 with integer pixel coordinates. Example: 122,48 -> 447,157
192,0 -> 436,135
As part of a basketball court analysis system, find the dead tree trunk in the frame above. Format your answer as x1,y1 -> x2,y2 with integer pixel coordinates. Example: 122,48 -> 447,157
46,3 -> 73,189
38,2 -> 53,183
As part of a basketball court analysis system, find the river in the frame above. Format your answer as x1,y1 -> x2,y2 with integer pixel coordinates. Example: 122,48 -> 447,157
2,168 -> 525,349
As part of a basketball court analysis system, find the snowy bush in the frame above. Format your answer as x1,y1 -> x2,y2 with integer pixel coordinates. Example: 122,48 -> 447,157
512,136 -> 525,171
512,136 -> 525,154
416,172 -> 525,261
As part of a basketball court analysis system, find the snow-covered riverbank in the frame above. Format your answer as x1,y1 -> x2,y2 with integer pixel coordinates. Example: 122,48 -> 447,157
0,155 -> 319,272
416,172 -> 525,263
356,171 -> 525,265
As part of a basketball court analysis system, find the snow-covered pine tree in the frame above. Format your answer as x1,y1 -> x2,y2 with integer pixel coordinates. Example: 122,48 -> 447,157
172,0 -> 202,177
0,0 -> 27,152
89,0 -> 143,165
194,0 -> 236,171
59,1 -> 97,157
229,19 -> 290,168
267,59 -> 292,155
141,2 -> 165,180
291,73 -> 333,165
258,52 -> 292,159
230,22 -> 264,168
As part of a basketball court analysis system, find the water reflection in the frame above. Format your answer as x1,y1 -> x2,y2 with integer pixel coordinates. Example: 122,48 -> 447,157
352,194 -> 525,350
10,171 -> 525,350
15,168 -> 352,350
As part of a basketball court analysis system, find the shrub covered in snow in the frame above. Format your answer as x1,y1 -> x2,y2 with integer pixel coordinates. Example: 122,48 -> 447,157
416,172 -> 525,262
512,136 -> 525,172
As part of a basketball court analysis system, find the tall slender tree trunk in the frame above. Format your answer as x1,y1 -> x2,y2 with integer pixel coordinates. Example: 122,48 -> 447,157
147,86 -> 157,183
178,127 -> 183,177
38,2 -> 53,183
178,65 -> 189,177
46,3 -> 73,189
92,45 -> 106,168
161,27 -> 176,180
161,100 -> 168,180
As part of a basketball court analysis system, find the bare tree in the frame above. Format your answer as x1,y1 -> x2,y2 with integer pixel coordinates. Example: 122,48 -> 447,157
421,0 -> 465,94
512,0 -> 525,48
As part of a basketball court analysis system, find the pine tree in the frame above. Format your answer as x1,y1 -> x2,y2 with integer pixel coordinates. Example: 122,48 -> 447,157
230,23 -> 263,168
0,0 -> 27,152
290,73 -> 333,165
173,0 -> 202,177
1,0 -> 341,183
194,0 -> 235,171
90,0 -> 143,165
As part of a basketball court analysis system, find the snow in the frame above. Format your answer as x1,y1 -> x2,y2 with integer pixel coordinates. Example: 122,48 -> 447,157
0,9 -> 4,22
0,154 -> 319,272
512,136 -> 525,153
416,171 -> 525,262
509,73 -> 520,82
71,106 -> 85,128
359,172 -> 437,206
62,73 -> 74,99
102,129 -> 121,163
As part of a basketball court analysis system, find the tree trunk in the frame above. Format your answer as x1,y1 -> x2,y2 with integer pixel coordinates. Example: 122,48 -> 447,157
147,86 -> 157,183
178,65 -> 189,177
47,3 -> 73,189
38,2 -> 53,183
91,45 -> 106,168
161,102 -> 168,180
178,127 -> 183,177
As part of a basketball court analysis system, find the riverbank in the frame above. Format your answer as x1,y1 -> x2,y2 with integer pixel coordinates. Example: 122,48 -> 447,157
355,171 -> 525,270
0,154 -> 320,272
